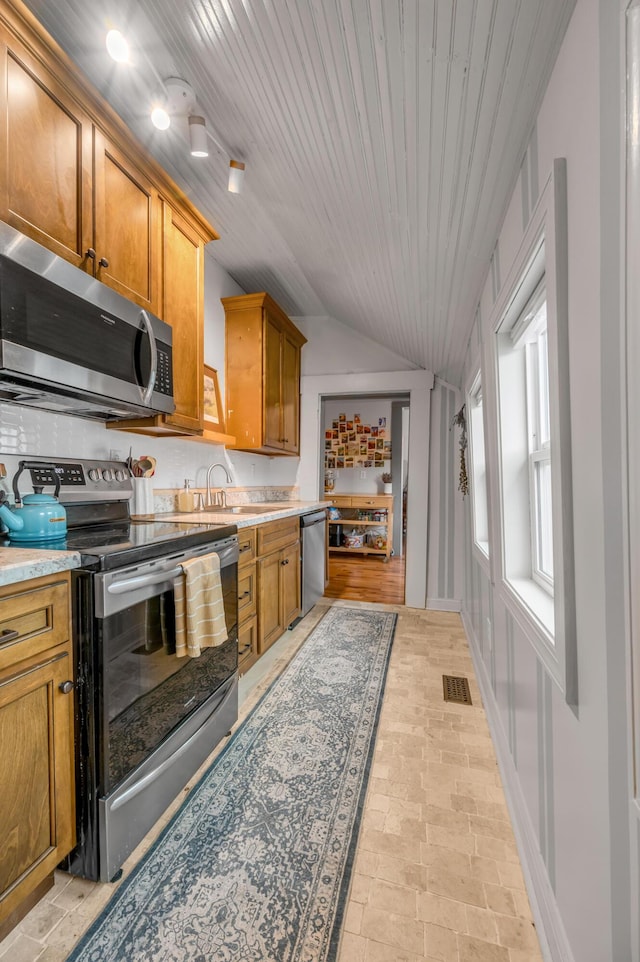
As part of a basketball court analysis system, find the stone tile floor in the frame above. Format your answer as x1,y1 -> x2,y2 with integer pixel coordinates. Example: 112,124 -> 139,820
0,601 -> 544,962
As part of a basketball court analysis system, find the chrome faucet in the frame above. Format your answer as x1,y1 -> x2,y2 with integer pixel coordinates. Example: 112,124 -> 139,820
206,462 -> 233,507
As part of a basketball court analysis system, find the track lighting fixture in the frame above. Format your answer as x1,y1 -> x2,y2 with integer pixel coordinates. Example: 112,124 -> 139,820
105,29 -> 129,63
103,40 -> 245,190
188,116 -> 209,157
228,160 -> 245,194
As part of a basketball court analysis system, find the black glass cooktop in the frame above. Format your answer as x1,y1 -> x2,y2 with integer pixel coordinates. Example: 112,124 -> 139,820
1,519 -> 238,571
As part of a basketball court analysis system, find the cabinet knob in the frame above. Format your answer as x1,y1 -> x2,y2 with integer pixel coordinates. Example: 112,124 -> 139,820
85,247 -> 96,260
59,680 -> 74,695
281,558 -> 289,565
98,256 -> 109,269
0,628 -> 19,644
239,590 -> 251,599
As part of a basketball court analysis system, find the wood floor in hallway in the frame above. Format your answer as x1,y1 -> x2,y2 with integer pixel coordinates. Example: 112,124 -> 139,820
325,551 -> 406,604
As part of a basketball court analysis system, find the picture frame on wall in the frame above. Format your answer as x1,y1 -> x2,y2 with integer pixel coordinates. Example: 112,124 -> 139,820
203,365 -> 225,432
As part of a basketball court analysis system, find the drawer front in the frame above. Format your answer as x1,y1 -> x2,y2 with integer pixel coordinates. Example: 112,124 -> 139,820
237,563 -> 257,622
237,527 -> 257,567
326,496 -> 352,508
354,496 -> 391,508
0,575 -> 71,673
257,516 -> 300,556
238,615 -> 258,675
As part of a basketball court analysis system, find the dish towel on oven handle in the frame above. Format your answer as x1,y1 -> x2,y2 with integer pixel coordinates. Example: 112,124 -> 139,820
174,552 -> 228,657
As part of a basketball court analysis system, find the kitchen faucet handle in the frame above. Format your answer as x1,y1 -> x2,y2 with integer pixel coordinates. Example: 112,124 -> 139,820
194,492 -> 205,511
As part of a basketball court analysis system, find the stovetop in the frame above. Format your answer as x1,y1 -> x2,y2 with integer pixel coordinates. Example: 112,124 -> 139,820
0,456 -> 237,570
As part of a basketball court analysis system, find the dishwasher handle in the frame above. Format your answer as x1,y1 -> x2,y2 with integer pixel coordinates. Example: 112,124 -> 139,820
300,510 -> 327,527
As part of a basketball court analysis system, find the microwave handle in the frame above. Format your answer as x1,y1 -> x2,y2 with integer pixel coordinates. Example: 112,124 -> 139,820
139,309 -> 158,404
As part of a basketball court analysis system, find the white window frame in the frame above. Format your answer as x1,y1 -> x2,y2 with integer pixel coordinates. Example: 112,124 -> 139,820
467,370 -> 490,564
489,160 -> 577,705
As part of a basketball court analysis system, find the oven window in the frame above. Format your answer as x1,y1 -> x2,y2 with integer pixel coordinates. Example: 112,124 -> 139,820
100,570 -> 237,792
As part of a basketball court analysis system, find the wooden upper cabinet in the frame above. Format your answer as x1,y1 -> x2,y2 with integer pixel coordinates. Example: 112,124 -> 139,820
93,130 -> 161,314
0,1 -> 219,438
160,203 -> 204,433
223,292 -> 307,456
0,27 -> 93,268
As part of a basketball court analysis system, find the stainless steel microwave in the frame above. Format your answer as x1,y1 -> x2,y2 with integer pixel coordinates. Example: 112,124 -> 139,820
0,221 -> 175,421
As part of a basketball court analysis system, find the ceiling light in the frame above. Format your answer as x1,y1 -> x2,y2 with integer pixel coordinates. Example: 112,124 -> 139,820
188,116 -> 208,157
105,29 -> 129,63
151,105 -> 171,130
228,160 -> 245,193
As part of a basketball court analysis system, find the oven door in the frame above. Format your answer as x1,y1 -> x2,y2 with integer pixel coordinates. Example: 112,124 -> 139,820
93,536 -> 238,794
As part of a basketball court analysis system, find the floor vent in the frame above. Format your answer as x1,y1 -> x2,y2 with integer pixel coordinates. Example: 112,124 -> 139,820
442,674 -> 472,705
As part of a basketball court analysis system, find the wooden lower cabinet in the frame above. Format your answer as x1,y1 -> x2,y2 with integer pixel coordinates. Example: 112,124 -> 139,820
236,517 -> 302,669
256,518 -> 301,655
0,572 -> 75,936
236,527 -> 258,675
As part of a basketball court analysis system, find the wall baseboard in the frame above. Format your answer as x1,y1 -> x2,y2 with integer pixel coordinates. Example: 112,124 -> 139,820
426,597 -> 462,612
461,607 -> 576,962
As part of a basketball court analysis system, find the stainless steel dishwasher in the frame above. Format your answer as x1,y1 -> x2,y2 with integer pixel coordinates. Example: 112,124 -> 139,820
300,509 -> 327,615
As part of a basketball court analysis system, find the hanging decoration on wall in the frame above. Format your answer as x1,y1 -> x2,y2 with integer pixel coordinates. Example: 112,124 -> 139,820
324,412 -> 391,470
452,405 -> 468,497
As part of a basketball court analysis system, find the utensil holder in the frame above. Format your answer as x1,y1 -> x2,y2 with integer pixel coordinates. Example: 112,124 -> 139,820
131,477 -> 154,518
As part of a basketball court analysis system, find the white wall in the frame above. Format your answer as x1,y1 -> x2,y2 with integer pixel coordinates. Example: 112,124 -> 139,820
295,314 -> 419,375
456,0 -> 633,959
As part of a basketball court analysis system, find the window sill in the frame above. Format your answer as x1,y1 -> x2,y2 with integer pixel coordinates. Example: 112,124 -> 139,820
472,540 -> 491,575
500,576 -> 562,687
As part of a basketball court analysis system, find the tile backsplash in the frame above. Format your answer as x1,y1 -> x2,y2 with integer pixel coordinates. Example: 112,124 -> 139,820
0,404 -> 300,498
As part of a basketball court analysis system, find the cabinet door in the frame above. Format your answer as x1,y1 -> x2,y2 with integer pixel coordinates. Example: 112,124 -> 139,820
93,129 -> 160,314
0,650 -> 75,926
0,30 -> 93,269
161,203 -> 204,432
238,615 -> 258,675
257,550 -> 282,653
281,539 -> 301,629
263,313 -> 282,450
281,331 -> 301,454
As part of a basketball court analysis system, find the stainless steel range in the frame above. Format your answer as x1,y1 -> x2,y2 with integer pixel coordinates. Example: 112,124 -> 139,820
1,457 -> 239,882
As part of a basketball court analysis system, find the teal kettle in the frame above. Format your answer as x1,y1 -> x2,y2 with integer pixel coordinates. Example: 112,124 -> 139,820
0,461 -> 67,542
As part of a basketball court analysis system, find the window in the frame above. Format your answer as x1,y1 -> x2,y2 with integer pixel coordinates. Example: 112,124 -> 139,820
468,372 -> 489,560
491,159 -> 576,702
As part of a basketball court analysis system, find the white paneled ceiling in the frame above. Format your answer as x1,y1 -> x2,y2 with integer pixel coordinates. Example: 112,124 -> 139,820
22,0 -> 575,384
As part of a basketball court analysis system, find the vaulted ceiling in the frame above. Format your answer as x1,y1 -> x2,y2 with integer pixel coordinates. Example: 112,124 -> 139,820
23,0 -> 576,384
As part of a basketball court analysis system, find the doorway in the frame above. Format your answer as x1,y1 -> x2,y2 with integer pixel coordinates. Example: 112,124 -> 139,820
319,393 -> 409,605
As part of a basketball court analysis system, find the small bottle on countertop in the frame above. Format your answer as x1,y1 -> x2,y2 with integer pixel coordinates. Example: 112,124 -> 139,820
177,479 -> 195,512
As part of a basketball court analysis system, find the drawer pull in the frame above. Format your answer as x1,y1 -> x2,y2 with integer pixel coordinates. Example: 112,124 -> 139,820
0,628 -> 19,644
59,680 -> 74,695
238,643 -> 252,656
239,590 -> 251,599
239,544 -> 252,553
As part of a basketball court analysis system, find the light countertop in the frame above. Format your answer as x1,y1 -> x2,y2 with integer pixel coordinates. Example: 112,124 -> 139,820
0,501 -> 329,587
158,500 -> 330,528
0,546 -> 81,588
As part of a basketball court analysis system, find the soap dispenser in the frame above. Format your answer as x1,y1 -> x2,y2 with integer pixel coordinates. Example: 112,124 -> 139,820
177,479 -> 195,512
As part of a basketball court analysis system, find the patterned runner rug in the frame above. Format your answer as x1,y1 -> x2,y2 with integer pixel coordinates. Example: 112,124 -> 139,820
67,605 -> 397,962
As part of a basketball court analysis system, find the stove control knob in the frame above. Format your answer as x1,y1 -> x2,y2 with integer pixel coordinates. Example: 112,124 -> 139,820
88,468 -> 101,482
114,468 -> 127,482
102,468 -> 114,482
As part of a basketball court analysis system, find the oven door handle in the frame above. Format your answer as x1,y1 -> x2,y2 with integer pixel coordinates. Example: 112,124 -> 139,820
107,567 -> 183,595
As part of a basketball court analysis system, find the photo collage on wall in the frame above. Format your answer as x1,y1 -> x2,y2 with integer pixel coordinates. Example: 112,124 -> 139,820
324,412 -> 391,471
